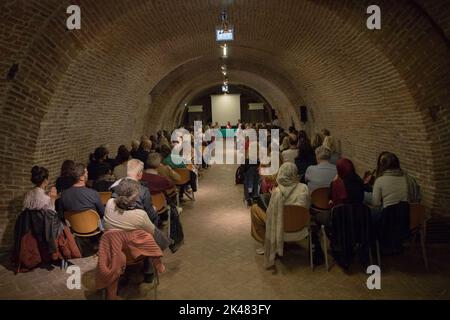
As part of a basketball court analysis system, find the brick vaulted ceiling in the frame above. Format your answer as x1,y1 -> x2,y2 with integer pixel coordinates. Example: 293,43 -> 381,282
0,0 -> 449,249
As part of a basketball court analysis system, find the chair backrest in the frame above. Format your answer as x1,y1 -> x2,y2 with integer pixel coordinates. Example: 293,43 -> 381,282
409,203 -> 426,231
283,205 -> 310,233
151,192 -> 167,213
98,191 -> 112,206
174,168 -> 191,185
311,187 -> 330,210
64,209 -> 101,235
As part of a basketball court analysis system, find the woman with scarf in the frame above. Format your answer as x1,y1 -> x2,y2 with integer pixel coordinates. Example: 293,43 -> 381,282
250,162 -> 310,268
313,158 -> 366,229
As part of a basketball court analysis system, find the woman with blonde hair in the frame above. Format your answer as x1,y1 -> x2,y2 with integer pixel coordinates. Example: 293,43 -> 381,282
322,135 -> 340,165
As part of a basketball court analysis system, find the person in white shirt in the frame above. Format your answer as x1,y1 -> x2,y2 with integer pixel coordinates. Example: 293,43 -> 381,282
281,134 -> 299,164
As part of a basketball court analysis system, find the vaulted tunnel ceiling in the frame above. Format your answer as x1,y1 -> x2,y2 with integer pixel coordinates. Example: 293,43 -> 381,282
0,0 -> 449,249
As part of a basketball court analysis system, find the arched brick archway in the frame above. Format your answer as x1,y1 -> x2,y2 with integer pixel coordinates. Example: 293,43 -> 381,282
0,0 -> 449,250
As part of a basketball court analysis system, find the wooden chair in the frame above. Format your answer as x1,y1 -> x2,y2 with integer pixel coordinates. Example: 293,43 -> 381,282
99,191 -> 112,206
311,188 -> 331,211
64,209 -> 102,254
64,209 -> 102,237
174,168 -> 195,202
283,205 -> 313,270
409,203 -> 429,271
151,192 -> 169,214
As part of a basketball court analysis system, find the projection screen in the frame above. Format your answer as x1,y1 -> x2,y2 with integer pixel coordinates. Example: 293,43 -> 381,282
211,94 -> 241,126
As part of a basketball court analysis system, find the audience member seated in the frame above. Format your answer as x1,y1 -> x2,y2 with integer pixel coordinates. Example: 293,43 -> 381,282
250,162 -> 310,268
14,166 -> 81,272
281,133 -> 299,164
157,161 -> 181,185
55,160 -> 76,194
113,145 -> 130,180
160,144 -> 185,169
160,144 -> 197,201
135,139 -> 152,169
87,147 -> 112,182
369,152 -> 421,227
104,178 -> 167,285
58,163 -> 105,218
314,158 -> 365,228
304,146 -> 337,194
110,159 -> 159,225
101,144 -> 117,170
311,133 -> 323,152
295,135 -> 317,182
130,139 -> 140,159
23,166 -> 57,211
322,136 -> 341,165
157,131 -> 170,151
92,166 -> 116,192
142,153 -> 175,194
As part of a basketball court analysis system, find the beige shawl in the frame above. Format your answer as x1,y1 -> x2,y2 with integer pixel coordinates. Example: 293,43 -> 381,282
264,162 -> 310,268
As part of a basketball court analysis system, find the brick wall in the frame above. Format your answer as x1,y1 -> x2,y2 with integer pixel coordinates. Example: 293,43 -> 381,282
0,0 -> 449,251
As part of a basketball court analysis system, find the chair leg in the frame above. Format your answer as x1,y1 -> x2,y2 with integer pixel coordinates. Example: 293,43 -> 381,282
321,225 -> 329,272
153,266 -> 160,300
376,240 -> 381,268
419,227 -> 429,272
309,229 -> 314,271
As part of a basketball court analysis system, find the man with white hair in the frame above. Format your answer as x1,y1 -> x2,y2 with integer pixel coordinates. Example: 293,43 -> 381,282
110,159 -> 159,225
304,146 -> 337,194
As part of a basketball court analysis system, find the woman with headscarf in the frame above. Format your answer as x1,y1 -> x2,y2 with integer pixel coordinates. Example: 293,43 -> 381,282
329,158 -> 365,207
250,162 -> 310,268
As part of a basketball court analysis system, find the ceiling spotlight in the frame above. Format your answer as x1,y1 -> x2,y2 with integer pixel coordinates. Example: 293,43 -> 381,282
221,65 -> 227,71
221,44 -> 228,58
222,70 -> 227,76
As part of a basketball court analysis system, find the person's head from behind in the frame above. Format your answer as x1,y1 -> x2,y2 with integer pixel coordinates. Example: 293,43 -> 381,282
322,129 -> 331,137
140,135 -> 149,143
312,133 -> 323,148
140,139 -> 152,152
147,153 -> 162,170
376,152 -> 400,177
115,178 -> 141,211
72,163 -> 88,185
297,136 -> 313,155
288,133 -> 298,148
116,145 -> 130,165
288,126 -> 295,134
60,160 -> 75,177
94,147 -> 108,162
131,139 -> 140,150
31,166 -> 49,188
315,145 -> 331,163
160,144 -> 172,159
127,159 -> 144,181
276,162 -> 299,187
298,130 -> 308,141
322,136 -> 336,153
336,158 -> 356,179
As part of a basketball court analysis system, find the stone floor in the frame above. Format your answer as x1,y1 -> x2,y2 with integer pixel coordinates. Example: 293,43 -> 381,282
1,162 -> 450,300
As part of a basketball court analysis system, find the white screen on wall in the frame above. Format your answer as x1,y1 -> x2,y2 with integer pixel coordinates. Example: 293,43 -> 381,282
211,94 -> 241,126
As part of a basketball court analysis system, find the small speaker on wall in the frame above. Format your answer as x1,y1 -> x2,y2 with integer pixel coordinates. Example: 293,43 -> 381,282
300,106 -> 307,123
